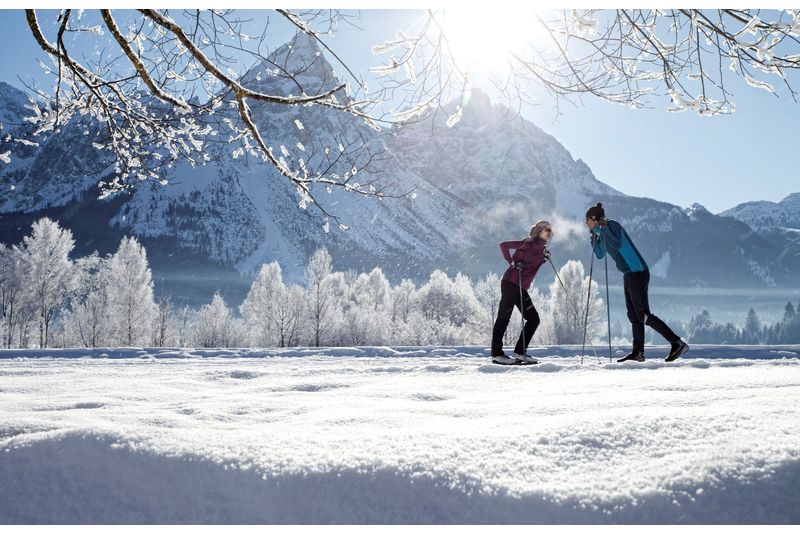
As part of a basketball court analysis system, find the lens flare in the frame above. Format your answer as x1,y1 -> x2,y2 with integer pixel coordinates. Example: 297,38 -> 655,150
441,8 -> 543,74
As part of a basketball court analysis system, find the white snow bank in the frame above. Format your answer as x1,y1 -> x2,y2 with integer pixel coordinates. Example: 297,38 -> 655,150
3,432 -> 798,524
0,344 -> 798,361
1,347 -> 799,523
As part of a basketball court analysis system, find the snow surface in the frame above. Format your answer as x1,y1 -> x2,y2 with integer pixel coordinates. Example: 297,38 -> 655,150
1,345 -> 799,524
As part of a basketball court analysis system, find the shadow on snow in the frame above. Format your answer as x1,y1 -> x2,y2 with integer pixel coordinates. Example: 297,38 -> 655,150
1,432 -> 798,524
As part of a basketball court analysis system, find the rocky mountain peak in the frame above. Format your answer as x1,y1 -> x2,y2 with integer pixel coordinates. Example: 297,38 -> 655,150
240,30 -> 339,95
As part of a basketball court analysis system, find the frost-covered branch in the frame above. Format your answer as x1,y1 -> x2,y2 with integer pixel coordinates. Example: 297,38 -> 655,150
17,9 -> 800,225
20,9 -> 422,227
370,9 -> 800,119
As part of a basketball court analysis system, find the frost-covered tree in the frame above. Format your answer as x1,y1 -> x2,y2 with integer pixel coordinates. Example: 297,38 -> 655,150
240,262 -> 284,347
547,260 -> 603,345
63,253 -> 110,348
106,236 -> 156,346
341,305 -> 375,346
193,292 -> 237,348
0,244 -> 25,348
390,278 -> 418,342
413,271 -> 483,345
241,262 -> 306,347
358,267 -> 392,312
175,305 -> 193,348
453,273 -> 481,320
342,267 -> 392,345
306,248 -> 338,347
275,285 -> 306,347
17,218 -> 75,348
474,273 -> 501,334
391,279 -> 417,324
152,294 -> 176,347
416,270 -> 480,327
14,306 -> 36,348
323,271 -> 349,346
395,309 -> 434,346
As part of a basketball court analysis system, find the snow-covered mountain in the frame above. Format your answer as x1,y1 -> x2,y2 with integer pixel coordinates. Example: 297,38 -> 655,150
718,194 -> 800,282
0,80 -> 111,213
720,193 -> 800,233
0,81 -> 31,134
1,32 -> 798,303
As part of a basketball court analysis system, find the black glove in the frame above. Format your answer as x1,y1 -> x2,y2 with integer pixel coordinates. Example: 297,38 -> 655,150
513,260 -> 524,270
543,247 -> 551,260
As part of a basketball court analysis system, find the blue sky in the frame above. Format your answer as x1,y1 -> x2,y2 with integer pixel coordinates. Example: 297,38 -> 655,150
1,9 -> 797,213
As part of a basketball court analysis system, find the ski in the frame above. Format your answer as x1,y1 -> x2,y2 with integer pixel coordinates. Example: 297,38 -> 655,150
491,358 -> 539,366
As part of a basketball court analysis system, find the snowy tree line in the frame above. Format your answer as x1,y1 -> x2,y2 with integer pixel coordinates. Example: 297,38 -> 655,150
0,218 -> 606,349
238,248 -> 604,349
0,218 -> 159,349
686,304 -> 800,345
5,218 -> 800,350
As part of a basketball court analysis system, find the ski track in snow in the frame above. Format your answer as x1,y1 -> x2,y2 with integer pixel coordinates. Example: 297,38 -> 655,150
1,345 -> 799,524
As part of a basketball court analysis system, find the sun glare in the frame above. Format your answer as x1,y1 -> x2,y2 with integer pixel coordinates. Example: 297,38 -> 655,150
442,9 -> 542,73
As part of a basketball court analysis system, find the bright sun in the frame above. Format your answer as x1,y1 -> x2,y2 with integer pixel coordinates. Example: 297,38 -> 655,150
441,9 -> 542,73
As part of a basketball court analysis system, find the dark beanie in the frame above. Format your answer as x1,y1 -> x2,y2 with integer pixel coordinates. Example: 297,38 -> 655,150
586,202 -> 605,220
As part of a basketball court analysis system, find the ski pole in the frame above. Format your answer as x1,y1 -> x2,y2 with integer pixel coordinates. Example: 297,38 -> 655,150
548,256 -> 599,361
548,257 -> 568,294
548,256 -> 583,328
602,233 -> 612,364
518,264 -> 526,356
581,240 -> 596,365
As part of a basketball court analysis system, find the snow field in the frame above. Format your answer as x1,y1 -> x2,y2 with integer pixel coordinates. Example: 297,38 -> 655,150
1,346 -> 799,523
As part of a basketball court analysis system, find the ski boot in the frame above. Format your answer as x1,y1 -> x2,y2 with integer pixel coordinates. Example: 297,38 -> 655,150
515,353 -> 539,365
492,352 -> 517,365
617,350 -> 645,363
665,341 -> 689,362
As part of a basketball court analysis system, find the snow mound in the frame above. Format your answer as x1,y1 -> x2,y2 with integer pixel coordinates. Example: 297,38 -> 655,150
2,431 -> 799,524
1,346 -> 799,523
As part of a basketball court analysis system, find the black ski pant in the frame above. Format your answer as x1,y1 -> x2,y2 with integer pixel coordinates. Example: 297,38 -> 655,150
624,270 -> 680,352
491,279 -> 540,356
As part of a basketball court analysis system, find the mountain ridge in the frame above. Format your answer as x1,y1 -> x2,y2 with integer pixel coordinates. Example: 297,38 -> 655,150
720,193 -> 800,232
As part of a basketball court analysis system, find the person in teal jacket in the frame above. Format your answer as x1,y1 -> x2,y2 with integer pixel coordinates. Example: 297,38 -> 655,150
586,203 -> 689,363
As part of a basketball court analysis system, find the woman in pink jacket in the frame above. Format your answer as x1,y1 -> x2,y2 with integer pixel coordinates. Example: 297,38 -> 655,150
491,220 -> 552,364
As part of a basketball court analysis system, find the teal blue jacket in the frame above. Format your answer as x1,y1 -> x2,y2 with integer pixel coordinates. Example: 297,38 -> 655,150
591,220 -> 648,274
